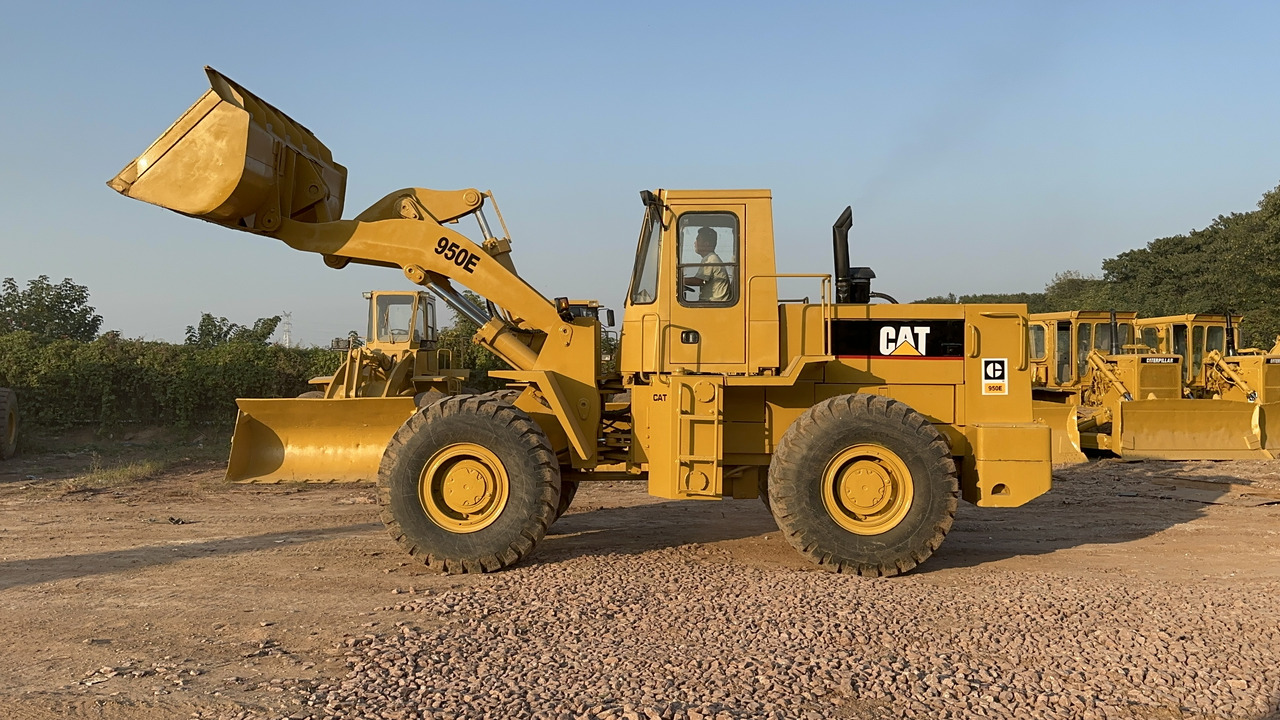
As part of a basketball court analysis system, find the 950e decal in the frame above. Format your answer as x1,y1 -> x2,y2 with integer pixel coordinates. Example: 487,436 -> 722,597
981,358 -> 1008,395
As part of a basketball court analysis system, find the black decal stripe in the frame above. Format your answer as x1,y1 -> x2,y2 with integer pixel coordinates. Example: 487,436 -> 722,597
835,355 -> 963,360
830,319 -> 966,358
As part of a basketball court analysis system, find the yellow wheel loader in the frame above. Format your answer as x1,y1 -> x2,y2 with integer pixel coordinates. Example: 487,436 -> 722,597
227,290 -> 469,483
0,388 -> 16,460
1030,311 -> 1272,462
109,67 -> 1052,576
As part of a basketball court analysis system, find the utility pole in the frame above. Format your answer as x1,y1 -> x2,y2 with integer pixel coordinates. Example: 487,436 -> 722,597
280,311 -> 293,348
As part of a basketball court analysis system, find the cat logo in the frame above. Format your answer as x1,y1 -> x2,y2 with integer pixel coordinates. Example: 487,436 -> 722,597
879,326 -> 931,356
830,319 -> 965,359
982,358 -> 1008,395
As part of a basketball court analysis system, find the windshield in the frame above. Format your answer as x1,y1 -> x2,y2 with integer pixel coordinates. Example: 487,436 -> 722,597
374,295 -> 414,343
628,204 -> 662,305
1093,322 -> 1132,353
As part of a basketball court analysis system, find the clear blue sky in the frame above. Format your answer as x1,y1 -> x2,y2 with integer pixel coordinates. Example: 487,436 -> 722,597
3,1 -> 1278,345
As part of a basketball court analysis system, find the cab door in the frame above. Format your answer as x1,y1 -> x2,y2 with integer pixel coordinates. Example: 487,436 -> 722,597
666,205 -> 746,371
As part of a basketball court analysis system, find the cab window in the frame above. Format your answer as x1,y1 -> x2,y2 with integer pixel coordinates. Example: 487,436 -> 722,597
415,299 -> 435,343
676,212 -> 739,307
375,295 -> 414,343
1206,326 -> 1225,355
1093,322 -> 1132,353
1172,324 -> 1189,380
1076,322 -> 1092,379
1029,324 -> 1046,361
1141,327 -> 1159,351
1192,325 -> 1205,376
628,206 -> 662,305
1056,322 -> 1072,383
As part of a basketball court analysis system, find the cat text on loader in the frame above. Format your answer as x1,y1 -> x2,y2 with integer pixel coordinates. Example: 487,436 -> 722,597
109,67 -> 1052,576
226,290 -> 469,483
1030,311 -> 1272,462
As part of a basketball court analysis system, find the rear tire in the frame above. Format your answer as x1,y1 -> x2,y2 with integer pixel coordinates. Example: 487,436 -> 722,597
378,394 -> 559,573
554,479 -> 579,522
768,393 -> 957,576
0,389 -> 17,460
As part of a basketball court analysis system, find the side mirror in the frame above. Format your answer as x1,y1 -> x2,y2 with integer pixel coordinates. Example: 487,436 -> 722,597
605,309 -> 615,327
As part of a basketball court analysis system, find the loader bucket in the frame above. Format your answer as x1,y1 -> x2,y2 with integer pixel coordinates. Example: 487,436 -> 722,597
108,67 -> 346,232
1116,399 -> 1266,460
227,397 -> 417,483
1032,401 -> 1086,464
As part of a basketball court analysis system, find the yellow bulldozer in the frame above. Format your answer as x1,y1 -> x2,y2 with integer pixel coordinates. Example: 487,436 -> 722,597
1030,311 -> 1278,462
227,290 -> 469,483
1136,313 -> 1280,454
108,67 -> 1053,576
1134,313 -> 1280,401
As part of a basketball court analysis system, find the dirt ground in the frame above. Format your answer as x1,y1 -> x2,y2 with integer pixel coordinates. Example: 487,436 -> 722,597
1,432 -> 1279,719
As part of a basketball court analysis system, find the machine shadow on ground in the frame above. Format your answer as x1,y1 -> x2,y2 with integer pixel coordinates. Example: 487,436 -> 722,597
0,523 -> 380,591
536,496 -> 780,567
922,458 -> 1273,572
539,458 -> 1277,573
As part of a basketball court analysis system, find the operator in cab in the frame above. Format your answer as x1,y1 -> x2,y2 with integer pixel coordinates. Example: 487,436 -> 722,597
683,227 -> 731,303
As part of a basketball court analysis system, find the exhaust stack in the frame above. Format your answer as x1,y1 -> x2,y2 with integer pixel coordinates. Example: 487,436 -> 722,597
832,206 -> 854,303
832,206 -> 876,303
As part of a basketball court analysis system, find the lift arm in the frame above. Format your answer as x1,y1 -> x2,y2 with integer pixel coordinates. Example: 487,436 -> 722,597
107,67 -> 601,462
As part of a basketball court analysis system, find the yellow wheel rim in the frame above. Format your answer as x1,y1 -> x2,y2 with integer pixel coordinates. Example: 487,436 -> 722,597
821,444 -> 914,536
418,443 -> 509,533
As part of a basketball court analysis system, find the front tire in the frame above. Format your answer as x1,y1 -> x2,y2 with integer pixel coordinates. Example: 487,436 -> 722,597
378,394 -> 560,573
768,393 -> 957,576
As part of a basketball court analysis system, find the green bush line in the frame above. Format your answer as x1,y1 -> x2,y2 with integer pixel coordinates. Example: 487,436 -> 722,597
0,331 -> 341,428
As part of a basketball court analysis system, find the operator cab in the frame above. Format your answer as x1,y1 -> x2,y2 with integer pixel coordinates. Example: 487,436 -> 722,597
366,291 -> 437,351
621,189 -> 779,376
1028,311 -> 1139,387
1135,314 -> 1241,386
564,300 -> 615,327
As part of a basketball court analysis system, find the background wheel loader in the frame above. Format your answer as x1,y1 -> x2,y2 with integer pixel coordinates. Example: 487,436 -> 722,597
1030,311 -> 1276,462
109,67 -> 1053,576
227,290 -> 469,483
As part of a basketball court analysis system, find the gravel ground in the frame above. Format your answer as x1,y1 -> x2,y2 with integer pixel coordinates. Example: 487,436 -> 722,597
199,546 -> 1280,720
6,450 -> 1280,720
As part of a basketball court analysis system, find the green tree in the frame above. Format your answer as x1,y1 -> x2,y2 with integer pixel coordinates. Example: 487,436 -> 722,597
915,291 -> 1053,313
1041,271 -> 1113,312
1098,183 -> 1280,345
0,275 -> 102,341
912,181 -> 1280,346
185,313 -> 282,348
